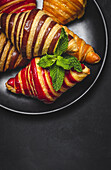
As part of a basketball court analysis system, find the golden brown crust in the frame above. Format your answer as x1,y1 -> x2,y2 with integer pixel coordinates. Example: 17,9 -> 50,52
43,0 -> 87,25
62,26 -> 101,64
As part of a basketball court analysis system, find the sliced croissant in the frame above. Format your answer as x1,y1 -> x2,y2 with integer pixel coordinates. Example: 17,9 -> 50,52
43,0 -> 87,25
0,9 -> 78,60
6,57 -> 90,103
0,28 -> 28,72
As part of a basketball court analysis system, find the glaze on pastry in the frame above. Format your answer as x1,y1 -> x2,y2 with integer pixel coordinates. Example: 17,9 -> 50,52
0,0 -> 37,72
0,0 -> 37,14
6,57 -> 90,103
0,9 -> 78,60
0,28 -> 28,72
62,26 -> 101,63
0,8 -> 100,64
43,0 -> 87,25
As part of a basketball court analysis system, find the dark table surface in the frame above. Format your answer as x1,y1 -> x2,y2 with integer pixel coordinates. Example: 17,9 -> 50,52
0,0 -> 111,169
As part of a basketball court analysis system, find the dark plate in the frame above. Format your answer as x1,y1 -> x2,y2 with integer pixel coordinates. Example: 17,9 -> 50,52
0,0 -> 108,115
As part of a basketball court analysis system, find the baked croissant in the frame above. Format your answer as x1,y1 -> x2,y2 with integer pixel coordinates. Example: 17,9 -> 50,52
42,1 -> 100,64
0,28 -> 28,72
0,9 -> 78,60
43,0 -> 87,25
0,0 -> 37,72
62,26 -> 101,63
6,57 -> 90,103
0,0 -> 37,14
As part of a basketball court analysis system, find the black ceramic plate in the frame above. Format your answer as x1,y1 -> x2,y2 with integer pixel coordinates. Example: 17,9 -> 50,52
0,0 -> 108,115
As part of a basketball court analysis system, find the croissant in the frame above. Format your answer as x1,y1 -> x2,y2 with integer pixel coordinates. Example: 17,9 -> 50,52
62,26 -> 101,63
42,1 -> 100,64
0,9 -> 78,60
6,57 -> 90,103
0,0 -> 37,14
0,28 -> 28,72
42,0 -> 87,25
0,0 -> 37,72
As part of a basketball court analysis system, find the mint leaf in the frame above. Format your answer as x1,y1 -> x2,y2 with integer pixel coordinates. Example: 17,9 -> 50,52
72,57 -> 82,72
37,54 -> 56,68
49,64 -> 65,91
56,56 -> 74,70
63,54 -> 82,72
74,61 -> 82,72
54,28 -> 68,56
63,53 -> 75,59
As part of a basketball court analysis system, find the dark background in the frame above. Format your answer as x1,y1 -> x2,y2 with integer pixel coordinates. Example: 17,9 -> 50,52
0,0 -> 111,169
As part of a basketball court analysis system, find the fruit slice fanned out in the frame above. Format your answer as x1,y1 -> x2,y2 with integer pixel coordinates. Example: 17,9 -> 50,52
6,57 -> 90,104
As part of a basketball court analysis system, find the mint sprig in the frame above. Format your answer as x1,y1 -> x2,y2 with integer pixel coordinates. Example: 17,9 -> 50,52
54,28 -> 68,56
56,55 -> 75,70
37,54 -> 56,68
37,28 -> 82,91
62,54 -> 83,72
49,64 -> 65,92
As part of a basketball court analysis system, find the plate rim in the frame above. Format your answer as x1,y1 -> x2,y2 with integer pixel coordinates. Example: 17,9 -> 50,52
0,0 -> 108,115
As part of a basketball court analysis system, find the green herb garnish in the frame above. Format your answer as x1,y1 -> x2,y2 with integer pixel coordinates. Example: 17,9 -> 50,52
54,27 -> 68,56
49,64 -> 65,92
37,28 -> 82,91
38,54 -> 56,68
